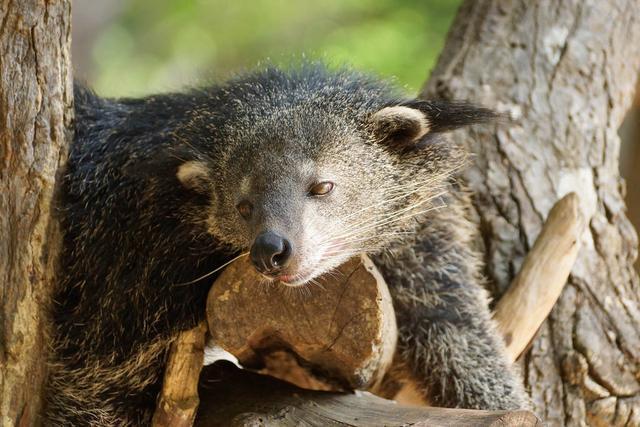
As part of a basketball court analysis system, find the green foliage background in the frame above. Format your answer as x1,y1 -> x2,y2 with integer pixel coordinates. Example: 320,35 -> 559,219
88,0 -> 461,96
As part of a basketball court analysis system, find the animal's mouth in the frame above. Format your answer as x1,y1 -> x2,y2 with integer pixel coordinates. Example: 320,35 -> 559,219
258,268 -> 317,287
276,273 -> 313,287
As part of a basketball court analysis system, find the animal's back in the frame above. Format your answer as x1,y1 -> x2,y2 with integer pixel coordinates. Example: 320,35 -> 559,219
47,86 -> 231,426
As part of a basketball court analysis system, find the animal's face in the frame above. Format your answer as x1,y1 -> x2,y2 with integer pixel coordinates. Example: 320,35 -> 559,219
177,97 -> 485,286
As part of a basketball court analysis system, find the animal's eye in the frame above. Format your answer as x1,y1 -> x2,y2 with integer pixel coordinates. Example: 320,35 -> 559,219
236,201 -> 253,219
308,181 -> 334,196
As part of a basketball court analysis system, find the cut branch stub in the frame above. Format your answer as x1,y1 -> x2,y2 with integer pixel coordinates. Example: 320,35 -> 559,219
493,192 -> 585,362
152,322 -> 207,427
206,254 -> 397,390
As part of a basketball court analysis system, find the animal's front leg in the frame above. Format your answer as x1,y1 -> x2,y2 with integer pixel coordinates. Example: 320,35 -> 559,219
373,217 -> 529,410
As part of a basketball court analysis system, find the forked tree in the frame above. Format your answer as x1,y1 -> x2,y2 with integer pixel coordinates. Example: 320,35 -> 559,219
0,1 -> 638,426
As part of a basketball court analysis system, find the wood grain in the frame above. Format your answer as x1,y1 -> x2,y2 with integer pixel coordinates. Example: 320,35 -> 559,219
207,255 -> 397,390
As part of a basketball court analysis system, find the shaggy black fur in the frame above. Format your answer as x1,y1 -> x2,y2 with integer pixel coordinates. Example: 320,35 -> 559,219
46,64 -> 527,425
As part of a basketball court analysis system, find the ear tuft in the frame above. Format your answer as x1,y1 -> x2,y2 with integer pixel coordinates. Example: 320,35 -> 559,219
177,161 -> 210,193
400,100 -> 499,133
370,105 -> 431,146
370,100 -> 499,148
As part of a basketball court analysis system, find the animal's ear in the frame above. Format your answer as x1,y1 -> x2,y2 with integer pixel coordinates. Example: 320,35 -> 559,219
177,160 -> 211,193
370,100 -> 498,147
370,105 -> 431,146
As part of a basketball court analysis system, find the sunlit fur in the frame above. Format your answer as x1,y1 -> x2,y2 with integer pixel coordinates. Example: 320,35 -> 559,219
46,64 -> 528,425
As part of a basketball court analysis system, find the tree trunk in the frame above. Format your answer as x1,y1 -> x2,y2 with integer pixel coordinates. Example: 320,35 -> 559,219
0,1 -> 72,426
422,1 -> 640,425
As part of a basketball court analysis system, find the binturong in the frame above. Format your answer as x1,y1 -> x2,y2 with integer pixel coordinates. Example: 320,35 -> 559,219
46,63 -> 529,426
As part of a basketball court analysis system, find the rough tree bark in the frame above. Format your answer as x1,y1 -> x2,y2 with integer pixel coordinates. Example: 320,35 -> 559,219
0,1 -> 72,426
422,1 -> 640,425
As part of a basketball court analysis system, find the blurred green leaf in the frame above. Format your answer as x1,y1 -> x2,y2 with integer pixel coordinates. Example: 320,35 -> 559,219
88,0 -> 461,96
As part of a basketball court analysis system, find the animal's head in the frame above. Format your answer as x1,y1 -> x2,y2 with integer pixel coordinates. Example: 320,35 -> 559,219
174,66 -> 495,286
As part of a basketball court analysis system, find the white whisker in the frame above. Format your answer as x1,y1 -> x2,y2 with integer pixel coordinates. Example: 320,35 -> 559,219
320,193 -> 446,246
172,252 -> 249,287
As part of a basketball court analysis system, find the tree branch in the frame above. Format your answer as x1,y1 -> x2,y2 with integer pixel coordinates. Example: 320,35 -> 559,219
194,361 -> 541,427
152,323 -> 207,427
493,192 -> 584,362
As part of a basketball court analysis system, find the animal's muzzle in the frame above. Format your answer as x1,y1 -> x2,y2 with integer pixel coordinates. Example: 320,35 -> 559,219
250,231 -> 293,274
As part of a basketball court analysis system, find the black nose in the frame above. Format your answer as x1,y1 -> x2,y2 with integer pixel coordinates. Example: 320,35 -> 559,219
250,231 -> 293,274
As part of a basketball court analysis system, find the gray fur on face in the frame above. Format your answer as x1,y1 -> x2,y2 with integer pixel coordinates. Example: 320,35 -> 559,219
184,97 -> 463,286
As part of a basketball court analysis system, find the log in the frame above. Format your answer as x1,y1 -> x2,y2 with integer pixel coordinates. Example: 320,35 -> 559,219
195,361 -> 541,427
206,255 -> 397,390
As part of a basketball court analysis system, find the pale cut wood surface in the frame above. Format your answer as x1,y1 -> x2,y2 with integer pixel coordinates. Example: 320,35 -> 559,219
207,254 -> 397,390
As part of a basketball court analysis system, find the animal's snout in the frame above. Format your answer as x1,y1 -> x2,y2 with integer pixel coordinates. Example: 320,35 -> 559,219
250,231 -> 293,274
